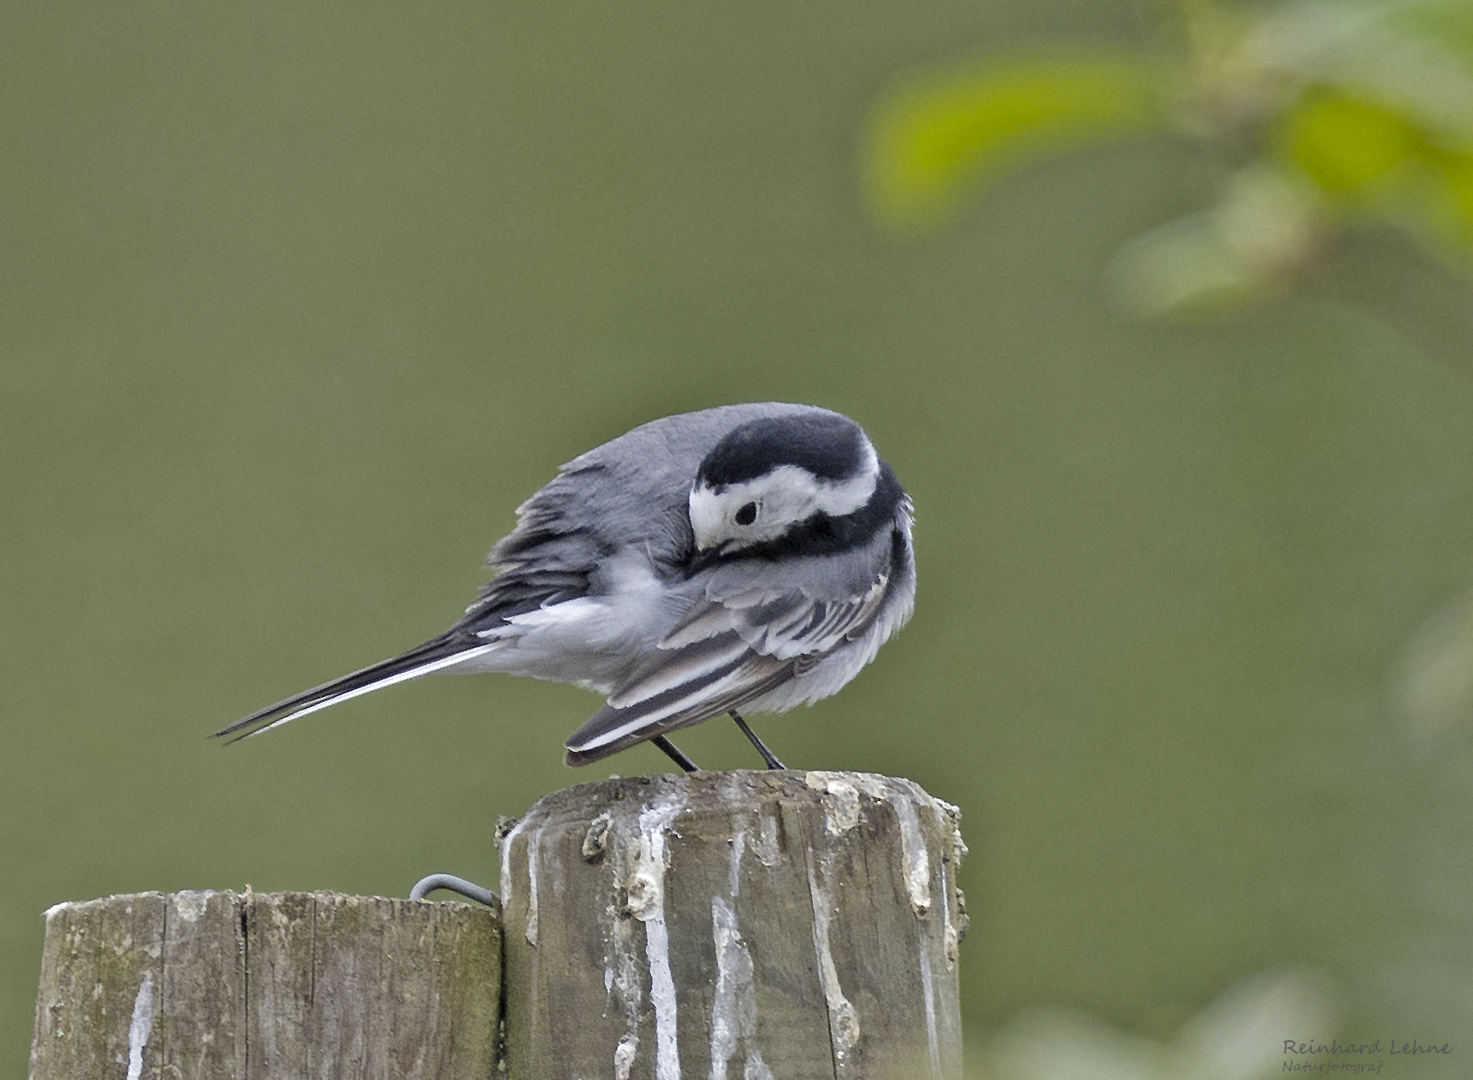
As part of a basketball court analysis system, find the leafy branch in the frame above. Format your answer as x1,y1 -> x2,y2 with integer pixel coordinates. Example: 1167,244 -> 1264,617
862,0 -> 1473,318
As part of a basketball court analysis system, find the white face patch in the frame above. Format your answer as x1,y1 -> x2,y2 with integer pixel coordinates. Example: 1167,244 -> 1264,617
689,438 -> 879,552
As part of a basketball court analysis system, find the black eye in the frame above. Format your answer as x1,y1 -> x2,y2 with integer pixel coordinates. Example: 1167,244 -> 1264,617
734,502 -> 758,526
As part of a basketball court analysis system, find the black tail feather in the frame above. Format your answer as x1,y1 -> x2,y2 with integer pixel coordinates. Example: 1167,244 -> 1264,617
216,632 -> 483,742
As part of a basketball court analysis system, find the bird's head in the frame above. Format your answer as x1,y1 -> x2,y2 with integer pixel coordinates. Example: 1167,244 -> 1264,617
688,412 -> 881,555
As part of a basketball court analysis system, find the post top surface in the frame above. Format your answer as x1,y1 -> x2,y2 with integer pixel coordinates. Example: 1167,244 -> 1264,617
501,768 -> 961,836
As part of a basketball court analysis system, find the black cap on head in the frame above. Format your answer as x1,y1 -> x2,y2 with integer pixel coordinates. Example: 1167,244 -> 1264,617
698,413 -> 867,488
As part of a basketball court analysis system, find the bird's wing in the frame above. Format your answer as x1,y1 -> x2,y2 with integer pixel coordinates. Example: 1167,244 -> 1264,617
562,571 -> 891,765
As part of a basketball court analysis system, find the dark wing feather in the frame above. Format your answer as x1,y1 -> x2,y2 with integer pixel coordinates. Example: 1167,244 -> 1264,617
562,573 -> 891,766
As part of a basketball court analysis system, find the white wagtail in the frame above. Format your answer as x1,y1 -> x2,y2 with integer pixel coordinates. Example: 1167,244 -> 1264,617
218,403 -> 916,770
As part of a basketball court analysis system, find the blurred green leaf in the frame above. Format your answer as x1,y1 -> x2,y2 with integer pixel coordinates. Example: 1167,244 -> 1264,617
1440,151 -> 1473,246
864,55 -> 1164,232
867,0 -> 1473,315
1281,90 -> 1423,198
980,971 -> 1336,1080
1112,213 -> 1266,319
1111,166 -> 1323,319
1275,85 -> 1473,268
1395,586 -> 1473,739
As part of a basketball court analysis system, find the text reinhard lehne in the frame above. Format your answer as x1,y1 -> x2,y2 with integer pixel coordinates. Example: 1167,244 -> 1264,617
1283,1038 -> 1451,1058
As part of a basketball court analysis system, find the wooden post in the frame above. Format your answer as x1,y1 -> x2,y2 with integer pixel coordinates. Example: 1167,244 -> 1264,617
30,770 -> 967,1080
498,769 -> 968,1080
28,890 -> 501,1080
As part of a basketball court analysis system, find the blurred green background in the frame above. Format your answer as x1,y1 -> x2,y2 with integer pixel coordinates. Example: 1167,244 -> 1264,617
5,1 -> 1473,1076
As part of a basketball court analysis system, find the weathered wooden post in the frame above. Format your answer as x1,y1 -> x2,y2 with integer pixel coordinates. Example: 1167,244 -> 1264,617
30,770 -> 966,1079
28,891 -> 501,1079
499,770 -> 967,1079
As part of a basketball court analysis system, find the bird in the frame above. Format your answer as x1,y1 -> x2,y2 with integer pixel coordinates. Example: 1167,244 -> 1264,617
217,402 -> 916,770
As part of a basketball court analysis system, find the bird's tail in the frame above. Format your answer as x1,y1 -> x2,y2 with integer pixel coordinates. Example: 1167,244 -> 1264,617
215,632 -> 498,742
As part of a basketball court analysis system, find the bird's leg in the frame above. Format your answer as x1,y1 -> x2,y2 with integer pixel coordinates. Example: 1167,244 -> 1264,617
730,710 -> 785,770
652,735 -> 700,773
